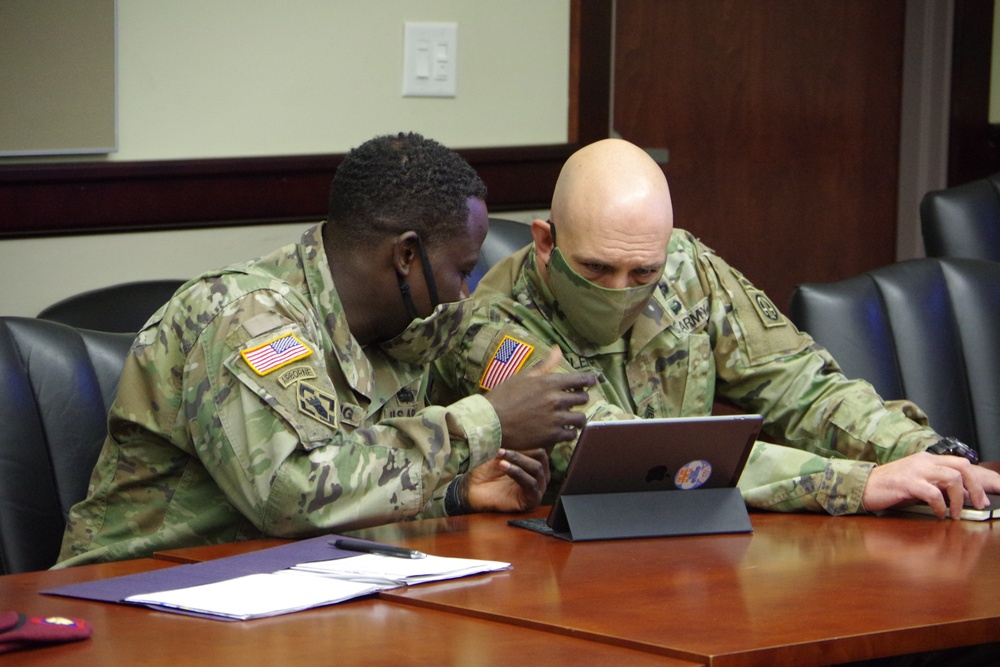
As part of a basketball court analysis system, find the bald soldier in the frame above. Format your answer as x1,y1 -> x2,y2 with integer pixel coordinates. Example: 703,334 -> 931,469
56,132 -> 595,567
435,138 -> 1000,517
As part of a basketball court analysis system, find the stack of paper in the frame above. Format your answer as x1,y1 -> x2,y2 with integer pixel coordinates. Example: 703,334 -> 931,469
114,543 -> 511,621
124,571 -> 380,621
291,553 -> 511,587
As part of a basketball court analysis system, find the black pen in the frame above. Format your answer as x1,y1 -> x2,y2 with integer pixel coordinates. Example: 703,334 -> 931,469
330,537 -> 427,559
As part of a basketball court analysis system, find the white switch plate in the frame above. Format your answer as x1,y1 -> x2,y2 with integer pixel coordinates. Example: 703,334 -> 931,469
402,22 -> 457,98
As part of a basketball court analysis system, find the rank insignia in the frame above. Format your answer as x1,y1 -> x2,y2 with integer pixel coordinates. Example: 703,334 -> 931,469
242,333 -> 313,375
297,381 -> 338,428
479,335 -> 534,390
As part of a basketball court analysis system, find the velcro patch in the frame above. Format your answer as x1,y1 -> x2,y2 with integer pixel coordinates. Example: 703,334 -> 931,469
278,365 -> 317,388
747,289 -> 785,328
297,381 -> 339,428
479,335 -> 534,390
241,333 -> 313,375
338,402 -> 362,427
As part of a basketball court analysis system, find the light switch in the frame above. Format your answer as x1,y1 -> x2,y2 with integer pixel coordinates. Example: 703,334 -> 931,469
403,22 -> 457,97
415,40 -> 431,79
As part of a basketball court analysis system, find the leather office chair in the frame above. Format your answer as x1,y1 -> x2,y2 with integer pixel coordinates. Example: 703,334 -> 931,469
468,217 -> 534,291
788,258 -> 1000,461
0,316 -> 134,574
920,172 -> 1000,261
37,279 -> 185,333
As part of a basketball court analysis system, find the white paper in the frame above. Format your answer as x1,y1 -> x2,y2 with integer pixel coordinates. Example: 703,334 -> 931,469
291,553 -> 511,586
124,571 -> 380,620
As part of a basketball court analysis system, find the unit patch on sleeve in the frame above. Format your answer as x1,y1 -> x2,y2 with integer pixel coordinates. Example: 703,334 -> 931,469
479,335 -> 534,390
727,266 -> 786,329
748,290 -> 785,328
241,333 -> 313,375
297,381 -> 339,428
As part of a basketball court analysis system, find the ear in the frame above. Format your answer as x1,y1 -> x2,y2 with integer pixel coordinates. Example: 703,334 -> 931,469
391,231 -> 421,276
531,219 -> 555,264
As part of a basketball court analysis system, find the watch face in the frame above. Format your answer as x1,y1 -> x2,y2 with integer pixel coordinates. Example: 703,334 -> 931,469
930,438 -> 979,464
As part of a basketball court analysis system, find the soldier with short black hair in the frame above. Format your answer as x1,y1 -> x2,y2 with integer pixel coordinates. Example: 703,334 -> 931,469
57,132 -> 596,567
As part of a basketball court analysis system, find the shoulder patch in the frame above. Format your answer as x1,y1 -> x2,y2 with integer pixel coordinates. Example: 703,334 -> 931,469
748,289 -> 784,328
726,267 -> 785,329
707,258 -> 808,364
277,365 -> 318,388
297,380 -> 339,428
479,335 -> 534,390
241,333 -> 313,375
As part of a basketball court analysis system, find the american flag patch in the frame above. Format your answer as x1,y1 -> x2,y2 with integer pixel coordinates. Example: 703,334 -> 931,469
479,335 -> 534,390
241,333 -> 313,376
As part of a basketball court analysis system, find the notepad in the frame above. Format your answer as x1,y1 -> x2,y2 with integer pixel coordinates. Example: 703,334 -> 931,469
123,571 -> 380,620
895,493 -> 1000,521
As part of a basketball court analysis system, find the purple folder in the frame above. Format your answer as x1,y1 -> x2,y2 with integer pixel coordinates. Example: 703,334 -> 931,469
43,534 -> 363,606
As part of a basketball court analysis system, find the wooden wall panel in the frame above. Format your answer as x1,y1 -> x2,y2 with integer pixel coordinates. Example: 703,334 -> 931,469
0,146 -> 577,237
614,0 -> 906,309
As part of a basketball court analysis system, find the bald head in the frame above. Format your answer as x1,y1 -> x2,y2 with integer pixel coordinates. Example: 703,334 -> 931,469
532,138 -> 674,289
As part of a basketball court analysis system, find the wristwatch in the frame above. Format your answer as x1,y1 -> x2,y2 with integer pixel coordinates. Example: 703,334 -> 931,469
444,475 -> 468,516
926,437 -> 979,465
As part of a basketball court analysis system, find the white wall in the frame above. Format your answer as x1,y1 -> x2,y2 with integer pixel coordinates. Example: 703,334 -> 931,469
0,0 -> 567,316
112,0 -> 569,160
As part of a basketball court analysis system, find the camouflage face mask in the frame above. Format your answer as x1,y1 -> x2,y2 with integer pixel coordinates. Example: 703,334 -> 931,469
378,297 -> 473,366
547,247 -> 658,346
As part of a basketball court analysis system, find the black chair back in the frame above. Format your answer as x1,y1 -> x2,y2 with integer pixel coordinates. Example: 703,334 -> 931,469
920,173 -> 1000,261
789,258 -> 1000,461
0,317 -> 134,573
468,218 -> 534,291
38,279 -> 185,333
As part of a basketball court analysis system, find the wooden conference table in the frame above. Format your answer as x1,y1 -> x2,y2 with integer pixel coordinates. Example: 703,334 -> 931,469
7,510 -> 1000,666
156,508 -> 1000,667
3,557 -> 689,666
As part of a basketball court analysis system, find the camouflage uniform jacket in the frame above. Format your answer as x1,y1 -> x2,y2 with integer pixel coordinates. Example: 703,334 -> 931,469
434,230 -> 941,515
57,224 -> 500,567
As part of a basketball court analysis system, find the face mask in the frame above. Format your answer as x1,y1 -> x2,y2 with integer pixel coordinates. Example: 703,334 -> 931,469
547,247 -> 658,346
378,297 -> 473,366
380,232 -> 470,365
397,233 -> 441,320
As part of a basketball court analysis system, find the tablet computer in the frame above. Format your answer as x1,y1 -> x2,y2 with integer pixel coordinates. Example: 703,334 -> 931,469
510,414 -> 763,540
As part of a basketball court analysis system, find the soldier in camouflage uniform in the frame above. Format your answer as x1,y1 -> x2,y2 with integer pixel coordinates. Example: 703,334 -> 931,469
435,138 -> 1000,517
56,133 -> 595,567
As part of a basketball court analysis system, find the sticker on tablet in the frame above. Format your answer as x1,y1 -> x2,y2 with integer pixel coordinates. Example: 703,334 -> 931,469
674,460 -> 712,490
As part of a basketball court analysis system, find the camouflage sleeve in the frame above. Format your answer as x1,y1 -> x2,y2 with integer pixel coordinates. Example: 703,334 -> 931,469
182,297 -> 501,538
415,393 -> 502,520
698,250 -> 940,464
737,442 -> 874,515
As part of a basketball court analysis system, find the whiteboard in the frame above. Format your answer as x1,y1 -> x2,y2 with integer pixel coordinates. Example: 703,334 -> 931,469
0,0 -> 117,156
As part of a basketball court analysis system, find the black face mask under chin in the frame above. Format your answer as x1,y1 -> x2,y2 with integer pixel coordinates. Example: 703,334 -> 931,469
396,234 -> 441,320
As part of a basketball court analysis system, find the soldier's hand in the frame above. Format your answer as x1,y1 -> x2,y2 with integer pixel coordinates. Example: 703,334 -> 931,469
862,451 -> 1000,519
484,347 -> 596,451
463,448 -> 551,513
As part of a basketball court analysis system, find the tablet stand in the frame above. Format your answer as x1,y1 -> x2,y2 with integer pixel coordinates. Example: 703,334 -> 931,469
549,487 -> 752,541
